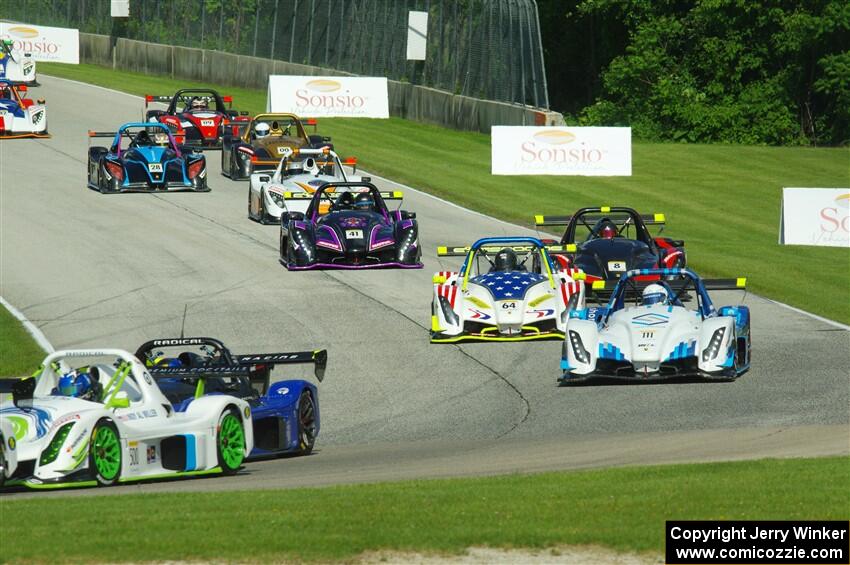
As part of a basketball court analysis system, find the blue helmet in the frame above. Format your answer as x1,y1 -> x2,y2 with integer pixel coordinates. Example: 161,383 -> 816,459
58,371 -> 95,400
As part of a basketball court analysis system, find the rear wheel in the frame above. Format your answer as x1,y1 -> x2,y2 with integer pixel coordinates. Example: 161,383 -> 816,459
90,419 -> 121,486
216,408 -> 245,475
0,437 -> 7,488
296,390 -> 317,454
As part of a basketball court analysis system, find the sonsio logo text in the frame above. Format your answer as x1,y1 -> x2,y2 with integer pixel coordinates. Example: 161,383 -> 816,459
1,26 -> 60,55
819,192 -> 850,234
295,79 -> 366,110
520,130 -> 605,164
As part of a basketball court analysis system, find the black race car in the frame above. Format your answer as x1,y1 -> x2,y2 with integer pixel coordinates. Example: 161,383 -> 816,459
279,181 -> 422,270
86,123 -> 208,193
535,206 -> 685,283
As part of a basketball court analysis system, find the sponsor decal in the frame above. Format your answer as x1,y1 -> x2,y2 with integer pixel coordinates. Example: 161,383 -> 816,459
152,338 -> 204,346
146,445 -> 156,464
118,409 -> 158,422
129,444 -> 139,466
8,436 -> 15,450
276,388 -> 290,396
244,406 -> 251,418
0,22 -> 79,63
631,313 -> 670,327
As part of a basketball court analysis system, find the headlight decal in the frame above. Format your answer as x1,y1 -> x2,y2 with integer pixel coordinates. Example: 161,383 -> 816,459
701,327 -> 726,362
568,330 -> 591,363
38,422 -> 75,466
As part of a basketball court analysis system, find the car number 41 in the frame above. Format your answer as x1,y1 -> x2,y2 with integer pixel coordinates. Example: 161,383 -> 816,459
345,229 -> 363,239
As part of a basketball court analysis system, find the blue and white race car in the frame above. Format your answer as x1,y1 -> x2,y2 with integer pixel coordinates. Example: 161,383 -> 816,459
561,268 -> 750,383
135,338 -> 325,459
0,39 -> 37,86
0,80 -> 47,139
86,123 -> 208,193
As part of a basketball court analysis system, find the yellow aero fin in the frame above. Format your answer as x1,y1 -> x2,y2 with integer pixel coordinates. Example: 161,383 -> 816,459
437,246 -> 448,255
566,243 -> 577,252
654,213 -> 666,223
431,315 -> 443,332
600,206 -> 611,213
433,274 -> 447,284
528,294 -> 554,307
736,277 -> 747,288
466,296 -> 490,309
194,378 -> 205,399
592,280 -> 606,290
534,214 -> 545,224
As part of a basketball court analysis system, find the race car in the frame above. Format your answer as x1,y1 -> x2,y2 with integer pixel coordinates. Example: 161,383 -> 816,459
134,337 -> 326,458
221,113 -> 332,180
0,418 -> 18,488
0,39 -> 37,85
560,268 -> 750,383
431,237 -> 586,342
535,206 -> 685,284
0,80 -> 48,139
248,146 -> 362,224
0,349 -> 253,490
144,88 -> 249,149
279,181 -> 422,270
87,123 -> 209,193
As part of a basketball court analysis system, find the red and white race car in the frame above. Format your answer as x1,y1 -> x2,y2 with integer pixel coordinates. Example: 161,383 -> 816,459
144,88 -> 249,149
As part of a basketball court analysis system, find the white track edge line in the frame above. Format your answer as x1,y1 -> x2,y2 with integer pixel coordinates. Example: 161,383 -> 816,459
41,74 -> 850,332
0,296 -> 54,353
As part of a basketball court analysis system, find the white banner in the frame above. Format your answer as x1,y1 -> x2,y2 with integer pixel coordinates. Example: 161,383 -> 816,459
491,126 -> 632,175
407,11 -> 428,60
780,188 -> 850,247
0,22 -> 79,64
266,76 -> 389,118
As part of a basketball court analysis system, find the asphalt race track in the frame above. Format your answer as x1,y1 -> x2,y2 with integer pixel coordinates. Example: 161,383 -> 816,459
1,76 -> 847,498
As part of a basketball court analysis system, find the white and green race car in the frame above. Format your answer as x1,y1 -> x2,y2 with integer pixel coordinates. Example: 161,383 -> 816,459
0,348 -> 253,490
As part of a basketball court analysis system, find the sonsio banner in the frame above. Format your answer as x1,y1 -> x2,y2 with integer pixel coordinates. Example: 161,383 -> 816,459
491,126 -> 631,176
0,22 -> 79,64
266,76 -> 389,118
780,188 -> 850,248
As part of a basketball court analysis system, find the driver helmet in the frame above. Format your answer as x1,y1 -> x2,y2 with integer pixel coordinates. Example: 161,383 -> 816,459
134,130 -> 151,146
190,97 -> 208,111
641,283 -> 669,307
493,248 -> 519,272
599,220 -> 618,240
254,122 -> 270,138
286,159 -> 305,175
353,192 -> 375,210
153,132 -> 169,146
335,191 -> 356,209
57,370 -> 96,401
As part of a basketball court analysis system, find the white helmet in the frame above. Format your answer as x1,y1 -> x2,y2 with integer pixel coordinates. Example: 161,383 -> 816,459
255,122 -> 270,138
641,283 -> 668,306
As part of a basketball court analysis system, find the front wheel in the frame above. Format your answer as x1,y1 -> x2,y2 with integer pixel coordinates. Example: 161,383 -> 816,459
296,390 -> 317,454
216,408 -> 246,475
90,419 -> 122,486
0,438 -> 7,488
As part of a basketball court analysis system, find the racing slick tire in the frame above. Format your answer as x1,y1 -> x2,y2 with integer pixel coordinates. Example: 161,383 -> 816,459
0,438 -> 7,488
216,407 -> 246,475
296,389 -> 317,455
90,419 -> 122,486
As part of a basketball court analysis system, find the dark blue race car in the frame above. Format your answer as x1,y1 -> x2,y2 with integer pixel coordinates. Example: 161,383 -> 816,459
135,337 -> 326,459
87,122 -> 209,193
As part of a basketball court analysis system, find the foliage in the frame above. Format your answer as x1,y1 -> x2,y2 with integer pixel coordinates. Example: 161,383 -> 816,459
570,0 -> 850,145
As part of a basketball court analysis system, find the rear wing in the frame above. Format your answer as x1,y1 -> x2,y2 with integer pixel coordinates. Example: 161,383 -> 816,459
232,349 -> 327,382
283,190 -> 403,201
535,212 -> 666,227
437,244 -> 574,257
586,277 -> 746,295
144,94 -> 234,110
88,131 -> 118,138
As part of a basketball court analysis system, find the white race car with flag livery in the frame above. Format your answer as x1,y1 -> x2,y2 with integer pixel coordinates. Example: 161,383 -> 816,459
431,237 -> 586,342
0,39 -> 37,85
248,146 -> 363,224
561,268 -> 750,383
0,349 -> 253,490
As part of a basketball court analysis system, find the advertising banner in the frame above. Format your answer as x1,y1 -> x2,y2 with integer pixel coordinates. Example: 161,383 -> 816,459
0,22 -> 79,64
491,126 -> 631,175
780,188 -> 850,247
266,76 -> 389,118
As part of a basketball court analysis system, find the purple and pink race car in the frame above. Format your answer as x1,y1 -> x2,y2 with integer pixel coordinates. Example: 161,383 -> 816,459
278,181 -> 422,270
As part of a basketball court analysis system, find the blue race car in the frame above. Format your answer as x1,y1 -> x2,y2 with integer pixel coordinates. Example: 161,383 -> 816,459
87,122 -> 209,193
135,337 -> 325,458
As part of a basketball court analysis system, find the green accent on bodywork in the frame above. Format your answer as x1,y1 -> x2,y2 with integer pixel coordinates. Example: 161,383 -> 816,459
194,378 -> 205,399
7,416 -> 28,440
39,423 -> 74,466
118,467 -> 222,483
218,414 -> 245,469
70,440 -> 89,469
24,480 -> 98,490
91,425 -> 121,480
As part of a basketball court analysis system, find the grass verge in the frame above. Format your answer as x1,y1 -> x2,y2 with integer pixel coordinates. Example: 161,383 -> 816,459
1,456 -> 847,563
39,63 -> 850,324
0,304 -> 45,378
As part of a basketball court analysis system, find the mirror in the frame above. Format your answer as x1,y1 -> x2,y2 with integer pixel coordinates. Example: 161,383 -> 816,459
107,391 -> 130,409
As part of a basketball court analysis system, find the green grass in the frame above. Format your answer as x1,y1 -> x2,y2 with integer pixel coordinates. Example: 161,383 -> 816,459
1,456 -> 847,563
0,305 -> 45,378
40,63 -> 850,324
